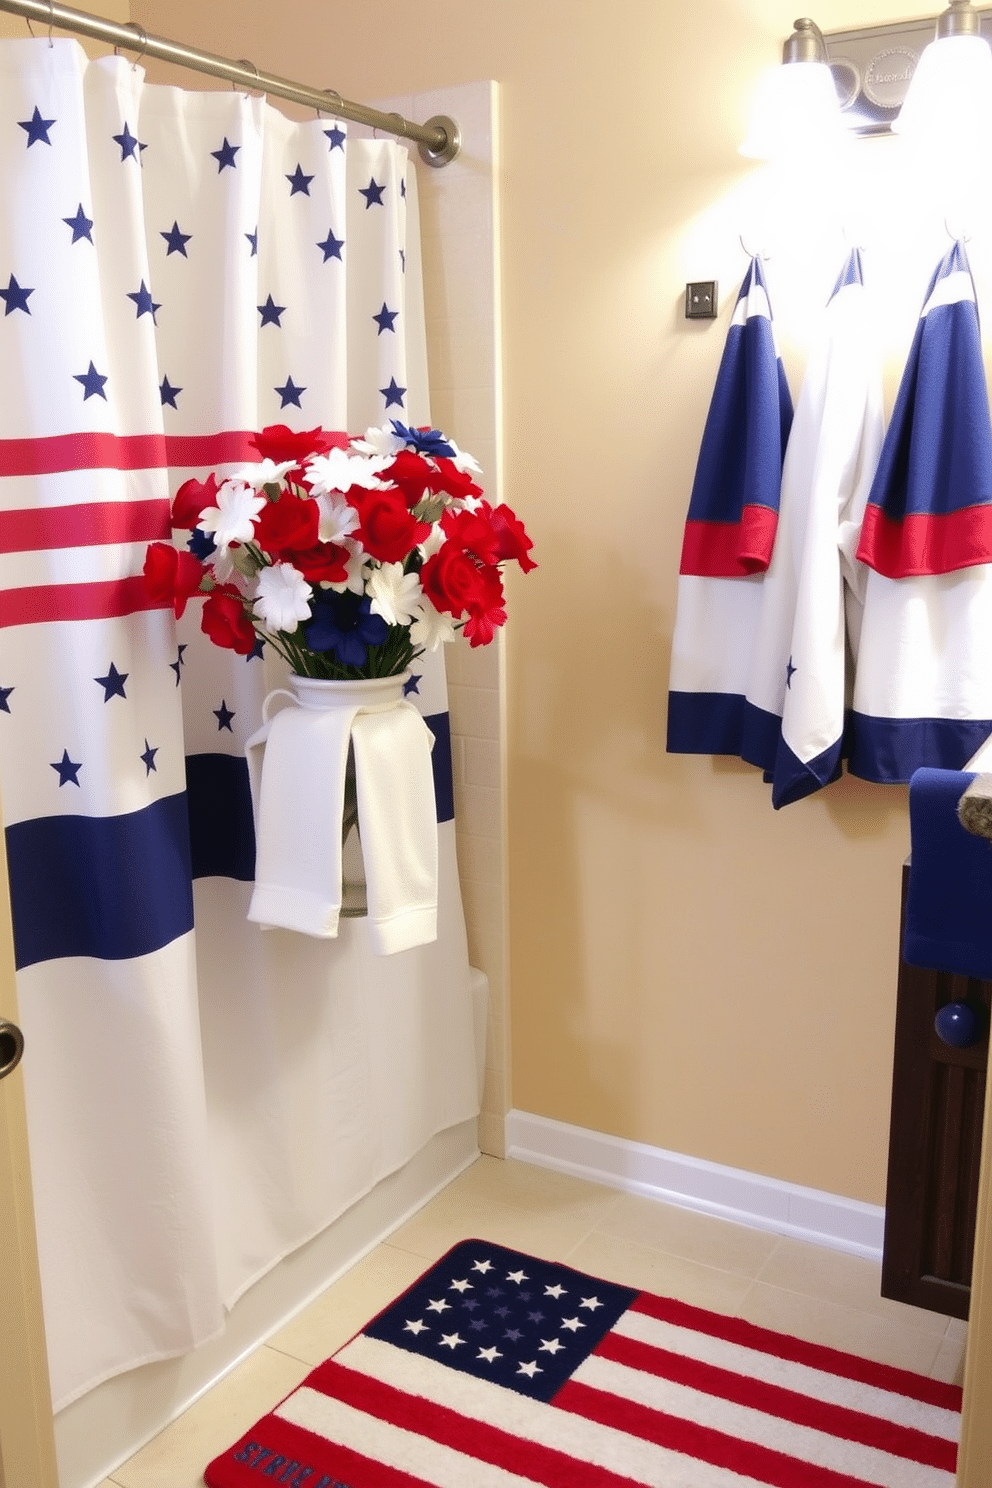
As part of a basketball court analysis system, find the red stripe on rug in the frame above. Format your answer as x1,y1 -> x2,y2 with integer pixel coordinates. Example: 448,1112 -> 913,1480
595,1329 -> 957,1472
630,1294 -> 963,1411
307,1359 -> 646,1487
556,1378 -> 884,1488
0,577 -> 165,628
203,1409 -> 435,1487
0,499 -> 171,553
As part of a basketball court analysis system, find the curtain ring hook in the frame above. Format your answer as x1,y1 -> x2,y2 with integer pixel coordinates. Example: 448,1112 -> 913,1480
319,87 -> 342,121
124,21 -> 148,69
47,0 -> 56,45
235,58 -> 263,99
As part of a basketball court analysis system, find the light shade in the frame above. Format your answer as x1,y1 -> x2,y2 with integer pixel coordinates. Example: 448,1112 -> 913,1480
740,59 -> 845,160
893,32 -> 992,142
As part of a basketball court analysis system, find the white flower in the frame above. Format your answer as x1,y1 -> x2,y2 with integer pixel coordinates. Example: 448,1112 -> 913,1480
225,458 -> 296,490
447,440 -> 483,477
322,542 -> 369,596
410,599 -> 457,651
253,562 -> 313,634
197,479 -> 267,555
315,489 -> 361,544
351,424 -> 406,459
419,523 -> 446,560
367,563 -> 424,627
305,447 -> 388,494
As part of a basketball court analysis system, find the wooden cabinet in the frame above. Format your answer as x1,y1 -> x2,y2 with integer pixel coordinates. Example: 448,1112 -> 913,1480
881,867 -> 990,1320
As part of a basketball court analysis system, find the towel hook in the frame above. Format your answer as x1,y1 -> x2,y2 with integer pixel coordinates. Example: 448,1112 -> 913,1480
945,216 -> 972,244
739,234 -> 770,262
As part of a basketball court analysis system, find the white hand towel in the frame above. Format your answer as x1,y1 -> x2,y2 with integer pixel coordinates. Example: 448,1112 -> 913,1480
352,702 -> 438,954
244,695 -> 438,951
246,701 -> 358,937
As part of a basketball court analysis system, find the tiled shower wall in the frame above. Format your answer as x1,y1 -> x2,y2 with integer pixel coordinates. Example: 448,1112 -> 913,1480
399,82 -> 509,1157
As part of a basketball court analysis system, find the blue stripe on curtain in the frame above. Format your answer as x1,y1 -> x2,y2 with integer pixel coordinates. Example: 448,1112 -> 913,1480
6,792 -> 194,969
185,709 -> 456,883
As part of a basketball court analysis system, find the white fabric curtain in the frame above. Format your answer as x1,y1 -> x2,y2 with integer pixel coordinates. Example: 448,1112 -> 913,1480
0,37 -> 478,1410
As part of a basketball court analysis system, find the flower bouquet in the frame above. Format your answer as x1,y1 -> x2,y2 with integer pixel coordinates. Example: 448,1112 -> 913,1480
143,420 -> 535,678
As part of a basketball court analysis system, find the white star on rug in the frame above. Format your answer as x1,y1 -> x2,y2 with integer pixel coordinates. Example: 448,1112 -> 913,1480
439,1332 -> 464,1349
544,1284 -> 567,1299
471,1260 -> 493,1273
507,1269 -> 529,1284
477,1346 -> 503,1362
561,1317 -> 586,1332
539,1338 -> 565,1354
517,1360 -> 542,1378
580,1296 -> 603,1310
450,1278 -> 473,1292
427,1299 -> 451,1313
403,1319 -> 428,1335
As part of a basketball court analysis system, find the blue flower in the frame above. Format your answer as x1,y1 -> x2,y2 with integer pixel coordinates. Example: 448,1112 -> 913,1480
305,590 -> 388,668
389,419 -> 455,458
188,528 -> 216,561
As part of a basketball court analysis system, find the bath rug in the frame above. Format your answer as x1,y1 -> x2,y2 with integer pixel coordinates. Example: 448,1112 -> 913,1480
203,1238 -> 962,1488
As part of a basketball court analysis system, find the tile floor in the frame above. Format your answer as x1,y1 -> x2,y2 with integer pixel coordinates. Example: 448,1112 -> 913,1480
96,1154 -> 968,1487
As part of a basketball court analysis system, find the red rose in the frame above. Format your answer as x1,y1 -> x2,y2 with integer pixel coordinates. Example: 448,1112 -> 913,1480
253,491 -> 319,557
379,451 -> 482,506
201,588 -> 257,655
420,542 -> 503,618
463,563 -> 507,646
354,489 -> 431,563
489,502 -> 537,572
379,450 -> 432,505
249,425 -> 348,464
293,541 -> 351,584
432,456 -> 483,502
172,473 -> 219,529
142,541 -> 207,618
441,506 -> 501,565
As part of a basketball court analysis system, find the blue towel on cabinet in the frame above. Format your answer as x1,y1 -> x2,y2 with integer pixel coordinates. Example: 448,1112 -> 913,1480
904,767 -> 992,977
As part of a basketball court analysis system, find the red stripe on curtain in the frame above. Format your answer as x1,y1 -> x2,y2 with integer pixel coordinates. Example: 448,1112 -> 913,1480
0,429 -> 261,478
0,577 -> 166,628
0,499 -> 171,552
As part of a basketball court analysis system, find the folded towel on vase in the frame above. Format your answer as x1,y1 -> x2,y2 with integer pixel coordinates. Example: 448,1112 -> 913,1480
245,698 -> 437,951
353,704 -> 438,954
905,767 -> 992,978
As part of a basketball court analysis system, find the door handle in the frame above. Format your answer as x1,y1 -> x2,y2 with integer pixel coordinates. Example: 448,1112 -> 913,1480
0,1018 -> 24,1080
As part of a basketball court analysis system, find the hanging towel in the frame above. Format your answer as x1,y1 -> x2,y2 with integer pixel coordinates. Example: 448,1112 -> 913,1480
742,249 -> 885,804
904,767 -> 992,977
245,697 -> 438,953
857,240 -> 992,577
668,256 -> 793,756
848,244 -> 992,783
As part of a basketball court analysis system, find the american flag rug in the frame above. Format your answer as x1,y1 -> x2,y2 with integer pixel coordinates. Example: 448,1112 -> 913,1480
203,1238 -> 962,1488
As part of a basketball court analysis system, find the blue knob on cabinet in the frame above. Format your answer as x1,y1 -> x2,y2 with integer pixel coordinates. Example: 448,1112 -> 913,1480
934,1001 -> 983,1049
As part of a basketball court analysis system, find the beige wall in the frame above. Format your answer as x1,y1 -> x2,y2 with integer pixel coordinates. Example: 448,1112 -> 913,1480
129,0 -> 965,1206
0,1 -> 130,43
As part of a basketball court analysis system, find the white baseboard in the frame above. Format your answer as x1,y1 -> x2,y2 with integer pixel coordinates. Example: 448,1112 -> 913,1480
505,1109 -> 885,1263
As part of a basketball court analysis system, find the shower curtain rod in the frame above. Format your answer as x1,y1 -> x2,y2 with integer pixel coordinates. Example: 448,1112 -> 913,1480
0,0 -> 461,165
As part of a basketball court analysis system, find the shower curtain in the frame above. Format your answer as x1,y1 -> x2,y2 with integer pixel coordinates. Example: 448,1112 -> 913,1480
0,36 -> 479,1410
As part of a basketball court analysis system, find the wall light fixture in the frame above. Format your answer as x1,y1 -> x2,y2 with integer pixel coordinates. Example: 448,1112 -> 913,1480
741,2 -> 992,159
